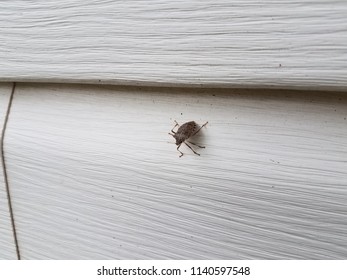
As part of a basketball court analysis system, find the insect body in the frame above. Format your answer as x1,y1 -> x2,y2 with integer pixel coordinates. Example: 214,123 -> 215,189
169,120 -> 208,157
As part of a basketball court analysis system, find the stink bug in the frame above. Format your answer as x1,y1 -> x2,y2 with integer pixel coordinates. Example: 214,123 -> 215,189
169,120 -> 208,157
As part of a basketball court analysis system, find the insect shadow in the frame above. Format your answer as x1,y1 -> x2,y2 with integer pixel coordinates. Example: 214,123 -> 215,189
168,120 -> 208,157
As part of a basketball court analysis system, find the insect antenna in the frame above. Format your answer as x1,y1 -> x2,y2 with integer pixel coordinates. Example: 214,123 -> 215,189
177,144 -> 184,157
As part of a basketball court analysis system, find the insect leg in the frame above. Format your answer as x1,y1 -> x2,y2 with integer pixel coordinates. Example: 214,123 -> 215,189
171,121 -> 179,134
177,144 -> 184,157
187,141 -> 205,148
191,121 -> 208,137
184,142 -> 200,156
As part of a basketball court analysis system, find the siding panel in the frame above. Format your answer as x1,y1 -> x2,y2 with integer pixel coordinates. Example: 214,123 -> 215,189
4,83 -> 347,259
0,1 -> 347,90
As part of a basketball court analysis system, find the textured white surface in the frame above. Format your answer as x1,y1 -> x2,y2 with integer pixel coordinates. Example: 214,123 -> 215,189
4,83 -> 347,259
0,83 -> 17,259
1,1 -> 347,91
